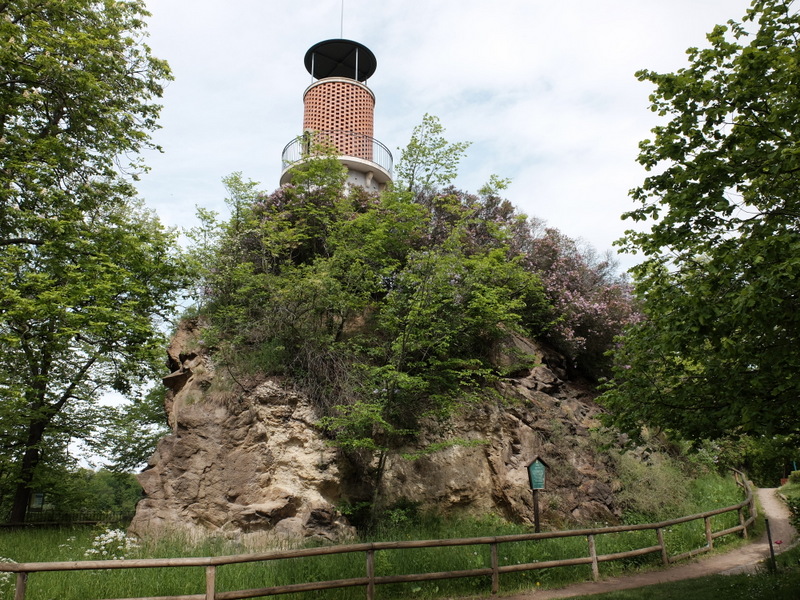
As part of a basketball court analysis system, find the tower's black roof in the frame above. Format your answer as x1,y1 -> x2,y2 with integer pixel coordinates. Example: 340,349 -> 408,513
304,39 -> 377,82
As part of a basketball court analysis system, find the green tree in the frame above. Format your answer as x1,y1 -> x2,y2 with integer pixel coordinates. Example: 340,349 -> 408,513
0,200 -> 187,522
602,0 -> 800,439
0,0 -> 184,522
395,113 -> 471,196
697,434 -> 800,487
96,385 -> 171,473
24,466 -> 142,516
0,0 -> 170,244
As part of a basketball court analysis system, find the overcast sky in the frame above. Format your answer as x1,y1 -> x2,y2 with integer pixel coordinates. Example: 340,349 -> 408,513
135,0 -> 755,271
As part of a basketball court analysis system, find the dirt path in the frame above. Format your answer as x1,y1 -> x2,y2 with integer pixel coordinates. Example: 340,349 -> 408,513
494,488 -> 796,599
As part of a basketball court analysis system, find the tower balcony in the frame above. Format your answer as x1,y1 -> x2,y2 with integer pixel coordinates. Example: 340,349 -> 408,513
280,130 -> 393,189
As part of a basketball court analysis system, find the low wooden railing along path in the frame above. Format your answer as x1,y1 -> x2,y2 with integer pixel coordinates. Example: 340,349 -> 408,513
1,472 -> 756,600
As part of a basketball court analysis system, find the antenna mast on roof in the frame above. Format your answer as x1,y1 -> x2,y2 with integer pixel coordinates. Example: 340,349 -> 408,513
340,0 -> 344,37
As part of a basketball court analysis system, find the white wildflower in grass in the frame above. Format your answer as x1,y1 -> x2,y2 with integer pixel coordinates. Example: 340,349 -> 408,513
0,557 -> 17,594
84,528 -> 140,560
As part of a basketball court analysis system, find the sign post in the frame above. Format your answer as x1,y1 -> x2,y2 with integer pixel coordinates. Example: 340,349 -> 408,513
527,457 -> 548,533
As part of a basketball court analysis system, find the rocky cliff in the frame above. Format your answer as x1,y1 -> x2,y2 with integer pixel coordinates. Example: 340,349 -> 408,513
129,320 -> 622,542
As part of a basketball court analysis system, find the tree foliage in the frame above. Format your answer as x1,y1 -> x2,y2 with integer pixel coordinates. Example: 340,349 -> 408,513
0,199 -> 186,522
395,113 -> 471,197
695,433 -> 800,487
519,224 -> 637,377
601,0 -> 800,439
24,467 -> 142,517
195,164 -> 551,422
0,0 -> 184,522
0,0 -> 170,242
94,385 -> 171,474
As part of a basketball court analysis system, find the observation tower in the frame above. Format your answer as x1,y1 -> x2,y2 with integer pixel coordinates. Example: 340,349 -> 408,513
280,39 -> 393,191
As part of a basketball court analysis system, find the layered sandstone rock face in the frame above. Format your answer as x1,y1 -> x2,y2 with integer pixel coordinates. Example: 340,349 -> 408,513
129,321 -> 621,542
380,335 -> 619,527
129,321 -> 353,543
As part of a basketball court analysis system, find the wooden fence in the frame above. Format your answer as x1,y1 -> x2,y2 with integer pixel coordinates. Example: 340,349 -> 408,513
1,472 -> 756,600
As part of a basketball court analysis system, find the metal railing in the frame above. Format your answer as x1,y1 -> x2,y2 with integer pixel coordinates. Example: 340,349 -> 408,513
1,472 -> 756,600
281,130 -> 393,176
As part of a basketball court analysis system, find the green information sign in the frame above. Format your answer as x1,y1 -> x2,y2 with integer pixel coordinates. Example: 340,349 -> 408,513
527,458 -> 547,490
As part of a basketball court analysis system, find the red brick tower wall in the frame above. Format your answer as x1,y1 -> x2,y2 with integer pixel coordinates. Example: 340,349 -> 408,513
303,78 -> 375,161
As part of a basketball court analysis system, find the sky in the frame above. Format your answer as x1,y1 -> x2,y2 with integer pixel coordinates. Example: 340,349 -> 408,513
135,0 -> 756,271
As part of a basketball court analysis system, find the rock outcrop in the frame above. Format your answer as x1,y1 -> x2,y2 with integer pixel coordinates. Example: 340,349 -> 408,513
130,321 -> 353,542
130,320 -> 622,542
379,335 -> 619,527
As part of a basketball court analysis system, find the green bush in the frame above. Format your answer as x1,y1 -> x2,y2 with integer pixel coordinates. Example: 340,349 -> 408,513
612,449 -> 743,525
788,470 -> 800,484
786,497 -> 800,532
613,452 -> 692,522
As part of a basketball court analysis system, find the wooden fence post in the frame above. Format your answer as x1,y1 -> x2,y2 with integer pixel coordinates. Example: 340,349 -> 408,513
14,572 -> 27,600
656,528 -> 669,565
490,542 -> 499,595
205,565 -> 216,600
704,517 -> 713,549
738,507 -> 748,539
366,549 -> 375,600
587,535 -> 599,582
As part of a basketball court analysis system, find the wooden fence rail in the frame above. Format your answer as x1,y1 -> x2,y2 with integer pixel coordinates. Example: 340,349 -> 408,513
1,472 -> 755,600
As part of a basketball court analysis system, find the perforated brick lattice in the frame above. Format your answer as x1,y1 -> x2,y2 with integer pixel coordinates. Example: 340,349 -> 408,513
303,79 -> 374,160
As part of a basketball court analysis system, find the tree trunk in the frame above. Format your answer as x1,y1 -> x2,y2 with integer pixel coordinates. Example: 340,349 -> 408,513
368,449 -> 388,527
8,422 -> 45,523
7,353 -> 93,523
